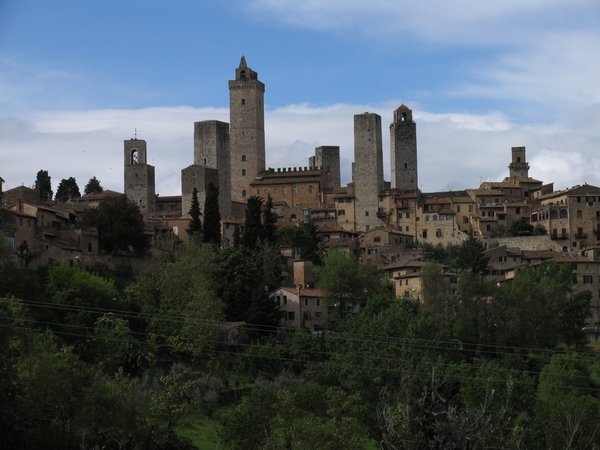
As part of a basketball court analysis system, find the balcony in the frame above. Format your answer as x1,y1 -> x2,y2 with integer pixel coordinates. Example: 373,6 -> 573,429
551,233 -> 569,240
376,208 -> 389,219
575,232 -> 588,239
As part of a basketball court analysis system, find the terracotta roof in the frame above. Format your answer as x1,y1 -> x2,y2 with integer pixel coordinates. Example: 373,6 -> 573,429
277,286 -> 323,297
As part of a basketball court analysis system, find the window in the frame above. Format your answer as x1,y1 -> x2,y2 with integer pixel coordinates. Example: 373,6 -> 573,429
304,298 -> 309,306
283,295 -> 287,305
457,205 -> 461,213
242,190 -> 246,198
425,215 -> 430,221
265,189 -> 269,194
422,230 -> 428,238
274,188 -> 278,194
433,215 -> 438,221
365,211 -> 369,216
293,186 -> 298,194
241,99 -> 245,105
276,296 -> 281,305
398,213 -> 403,219
516,207 -> 521,214
257,189 -> 260,195
405,226 -> 409,232
338,210 -> 345,216
242,169 -> 246,176
374,237 -> 381,243
287,311 -> 295,321
303,312 -> 312,320
282,187 -> 287,194
406,213 -> 410,218
309,185 -> 313,194
436,230 -> 442,238
560,209 -> 568,218
468,205 -> 473,213
88,243 -> 92,253
242,155 -> 246,161
316,298 -> 321,307
463,217 -> 468,224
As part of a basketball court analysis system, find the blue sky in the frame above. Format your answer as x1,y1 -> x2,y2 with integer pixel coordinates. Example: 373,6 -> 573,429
1,0 -> 600,196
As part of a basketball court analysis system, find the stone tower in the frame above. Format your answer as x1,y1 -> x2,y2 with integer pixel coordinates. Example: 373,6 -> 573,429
509,146 -> 529,178
314,146 -> 341,188
353,112 -> 384,232
181,121 -> 231,218
124,138 -> 155,215
228,56 -> 265,203
390,104 -> 418,191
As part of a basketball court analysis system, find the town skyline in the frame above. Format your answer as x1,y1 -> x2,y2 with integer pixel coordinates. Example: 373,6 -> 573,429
1,1 -> 599,195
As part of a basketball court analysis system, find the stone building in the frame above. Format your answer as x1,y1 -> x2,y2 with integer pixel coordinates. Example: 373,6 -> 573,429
124,138 -> 156,215
229,56 -> 265,203
390,104 -> 418,191
531,184 -> 600,251
353,112 -> 385,232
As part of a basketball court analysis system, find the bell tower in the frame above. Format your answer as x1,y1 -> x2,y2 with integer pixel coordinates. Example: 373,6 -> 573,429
390,104 -> 418,191
509,146 -> 529,179
228,56 -> 265,203
124,137 -> 155,215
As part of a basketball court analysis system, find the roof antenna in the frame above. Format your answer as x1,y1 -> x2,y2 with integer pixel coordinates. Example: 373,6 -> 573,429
134,128 -> 138,140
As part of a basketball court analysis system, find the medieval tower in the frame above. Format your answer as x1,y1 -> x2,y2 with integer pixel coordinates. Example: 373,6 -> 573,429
124,138 -> 156,215
509,146 -> 529,179
353,112 -> 384,232
228,56 -> 265,203
313,146 -> 341,189
390,104 -> 418,191
181,120 -> 232,218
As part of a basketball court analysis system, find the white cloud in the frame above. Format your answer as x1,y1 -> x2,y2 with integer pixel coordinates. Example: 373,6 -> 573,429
2,102 -> 599,199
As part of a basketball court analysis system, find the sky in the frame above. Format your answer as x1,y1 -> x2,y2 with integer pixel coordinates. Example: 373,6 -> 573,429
1,0 -> 599,197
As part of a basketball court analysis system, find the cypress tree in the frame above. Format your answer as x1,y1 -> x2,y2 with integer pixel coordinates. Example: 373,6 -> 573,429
263,195 -> 278,244
203,182 -> 221,245
186,187 -> 203,240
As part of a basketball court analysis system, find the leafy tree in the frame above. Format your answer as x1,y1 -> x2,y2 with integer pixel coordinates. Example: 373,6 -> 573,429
148,241 -> 223,357
278,222 -> 324,265
510,217 -> 534,236
83,176 -> 104,195
186,186 -> 203,240
455,235 -> 491,275
232,223 -> 242,248
203,182 -> 221,245
533,222 -> 547,235
489,224 -> 507,238
54,176 -> 81,201
315,248 -> 392,321
496,261 -> 578,350
81,195 -> 149,254
35,169 -> 53,201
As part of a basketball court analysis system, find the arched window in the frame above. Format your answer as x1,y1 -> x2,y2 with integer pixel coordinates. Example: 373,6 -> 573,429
241,99 -> 245,105
404,162 -> 408,169
433,215 -> 438,221
282,295 -> 287,305
131,149 -> 138,164
560,209 -> 568,218
550,209 -> 558,219
290,214 -> 297,220
241,155 -> 246,161
242,190 -> 246,198
242,169 -> 246,176
425,215 -> 430,221
577,210 -> 583,218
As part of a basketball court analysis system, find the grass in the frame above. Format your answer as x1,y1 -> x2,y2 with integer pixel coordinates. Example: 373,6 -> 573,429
177,415 -> 222,449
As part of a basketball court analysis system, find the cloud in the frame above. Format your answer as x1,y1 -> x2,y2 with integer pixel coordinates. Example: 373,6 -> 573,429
2,102 -> 600,199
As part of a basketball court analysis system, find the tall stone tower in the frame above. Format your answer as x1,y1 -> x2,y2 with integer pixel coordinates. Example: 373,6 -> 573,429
229,56 -> 265,203
124,138 -> 155,215
509,146 -> 529,178
313,146 -> 341,188
353,112 -> 384,232
390,104 -> 418,191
